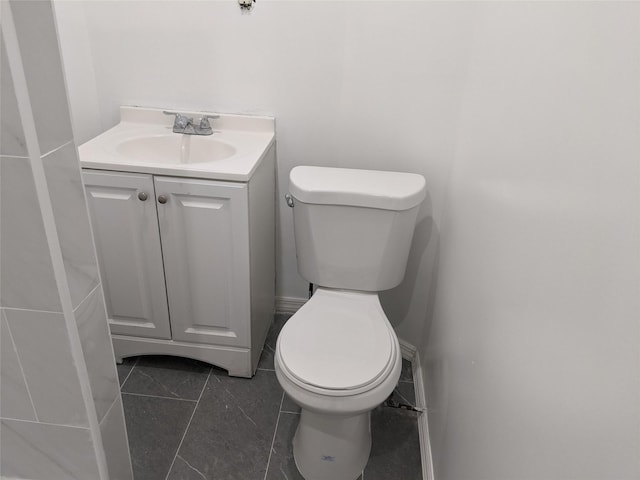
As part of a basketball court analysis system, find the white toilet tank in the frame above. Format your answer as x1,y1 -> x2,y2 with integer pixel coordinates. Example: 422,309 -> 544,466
289,166 -> 426,291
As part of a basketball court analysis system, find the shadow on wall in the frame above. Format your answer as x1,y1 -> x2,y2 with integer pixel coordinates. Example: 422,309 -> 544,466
380,192 -> 440,353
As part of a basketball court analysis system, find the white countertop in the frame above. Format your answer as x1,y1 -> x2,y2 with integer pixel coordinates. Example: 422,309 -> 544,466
79,106 -> 275,182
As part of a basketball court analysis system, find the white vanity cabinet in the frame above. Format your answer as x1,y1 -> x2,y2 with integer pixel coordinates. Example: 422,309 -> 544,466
82,171 -> 172,340
153,176 -> 251,348
82,157 -> 275,377
79,106 -> 276,377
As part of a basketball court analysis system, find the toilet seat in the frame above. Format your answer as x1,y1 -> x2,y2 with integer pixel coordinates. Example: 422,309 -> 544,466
276,288 -> 398,397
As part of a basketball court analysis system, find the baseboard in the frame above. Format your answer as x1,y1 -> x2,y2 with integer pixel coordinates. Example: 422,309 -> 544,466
399,338 -> 417,361
275,296 -> 307,314
411,347 -> 435,480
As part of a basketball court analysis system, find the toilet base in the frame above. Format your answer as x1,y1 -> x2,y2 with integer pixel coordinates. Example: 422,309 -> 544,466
293,409 -> 371,480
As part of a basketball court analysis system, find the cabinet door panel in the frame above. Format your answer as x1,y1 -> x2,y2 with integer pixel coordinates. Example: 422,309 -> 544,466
155,177 -> 250,347
83,171 -> 171,339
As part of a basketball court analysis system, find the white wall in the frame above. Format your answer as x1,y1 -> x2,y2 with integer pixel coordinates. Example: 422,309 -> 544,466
425,3 -> 640,478
55,0 -> 478,347
55,1 -> 640,478
53,0 -> 103,143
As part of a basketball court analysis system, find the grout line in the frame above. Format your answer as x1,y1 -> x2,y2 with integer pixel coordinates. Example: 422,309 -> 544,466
71,282 -> 102,314
263,391 -> 285,480
2,309 -> 40,422
120,392 -> 198,403
1,305 -> 68,315
164,367 -> 212,480
0,152 -> 30,159
118,356 -> 139,390
98,394 -> 120,428
0,415 -> 90,431
39,140 -> 74,159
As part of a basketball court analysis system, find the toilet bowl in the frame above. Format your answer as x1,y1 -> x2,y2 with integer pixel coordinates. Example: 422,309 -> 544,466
276,166 -> 426,480
275,288 -> 402,480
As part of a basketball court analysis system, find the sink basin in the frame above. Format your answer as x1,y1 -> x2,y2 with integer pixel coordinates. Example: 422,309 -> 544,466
115,134 -> 237,164
79,106 -> 275,182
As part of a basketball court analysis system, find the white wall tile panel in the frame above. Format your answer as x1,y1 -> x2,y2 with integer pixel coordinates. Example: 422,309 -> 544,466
0,42 -> 27,157
0,157 -> 61,311
99,396 -> 133,480
4,308 -> 89,427
9,0 -> 73,154
0,419 -> 100,480
2,1 -> 132,477
42,142 -> 100,308
0,310 -> 37,421
75,286 -> 119,423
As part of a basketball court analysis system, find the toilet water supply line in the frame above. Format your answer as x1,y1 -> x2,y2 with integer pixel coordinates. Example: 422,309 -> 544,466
385,394 -> 425,414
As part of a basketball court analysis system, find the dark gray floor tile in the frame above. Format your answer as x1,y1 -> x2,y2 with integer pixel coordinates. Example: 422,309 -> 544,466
280,393 -> 301,414
168,369 -> 283,480
121,355 -> 211,400
399,358 -> 414,383
256,342 -> 276,372
257,313 -> 292,371
265,412 -> 303,480
364,405 -> 422,480
122,393 -> 196,480
116,357 -> 137,387
168,454 -> 212,480
119,315 -> 422,480
394,381 -> 416,406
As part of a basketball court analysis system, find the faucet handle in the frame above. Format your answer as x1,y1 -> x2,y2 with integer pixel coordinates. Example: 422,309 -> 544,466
163,111 -> 192,130
199,115 -> 219,130
174,113 -> 192,129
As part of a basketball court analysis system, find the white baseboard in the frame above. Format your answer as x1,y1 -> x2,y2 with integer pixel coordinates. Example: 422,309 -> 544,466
411,347 -> 435,480
399,338 -> 417,361
275,296 -> 307,314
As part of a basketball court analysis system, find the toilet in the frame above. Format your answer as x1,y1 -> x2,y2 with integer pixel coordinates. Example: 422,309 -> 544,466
275,166 -> 426,480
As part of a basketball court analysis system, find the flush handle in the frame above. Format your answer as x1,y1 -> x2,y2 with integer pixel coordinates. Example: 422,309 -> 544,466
285,194 -> 294,208
157,195 -> 168,204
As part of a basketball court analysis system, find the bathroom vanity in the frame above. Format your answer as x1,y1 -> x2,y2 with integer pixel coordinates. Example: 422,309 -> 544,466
79,106 -> 275,377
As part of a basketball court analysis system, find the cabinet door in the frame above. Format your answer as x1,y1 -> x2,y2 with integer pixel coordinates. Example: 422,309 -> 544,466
83,171 -> 171,339
154,177 -> 250,347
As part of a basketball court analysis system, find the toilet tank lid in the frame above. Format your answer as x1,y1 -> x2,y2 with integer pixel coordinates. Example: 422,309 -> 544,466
289,166 -> 426,211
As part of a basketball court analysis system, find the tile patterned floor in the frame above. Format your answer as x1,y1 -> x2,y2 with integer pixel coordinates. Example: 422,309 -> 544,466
118,314 -> 422,480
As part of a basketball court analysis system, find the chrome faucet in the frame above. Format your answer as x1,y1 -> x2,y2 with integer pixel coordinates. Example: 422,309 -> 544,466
163,111 -> 219,135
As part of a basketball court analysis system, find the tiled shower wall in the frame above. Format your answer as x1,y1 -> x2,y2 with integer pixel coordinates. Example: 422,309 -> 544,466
0,1 -> 132,478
